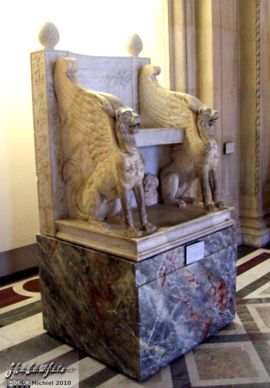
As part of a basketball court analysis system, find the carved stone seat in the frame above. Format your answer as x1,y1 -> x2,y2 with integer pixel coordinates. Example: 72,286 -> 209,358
31,25 -> 236,382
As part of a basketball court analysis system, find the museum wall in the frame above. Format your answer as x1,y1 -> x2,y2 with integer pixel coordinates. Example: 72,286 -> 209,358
238,0 -> 270,246
168,0 -> 270,246
2,0 -> 270,275
0,0 -> 169,258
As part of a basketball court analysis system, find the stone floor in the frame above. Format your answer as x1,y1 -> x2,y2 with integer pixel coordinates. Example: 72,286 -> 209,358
0,247 -> 270,387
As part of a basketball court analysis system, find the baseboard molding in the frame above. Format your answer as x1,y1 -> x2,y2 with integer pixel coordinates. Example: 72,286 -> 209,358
0,244 -> 38,279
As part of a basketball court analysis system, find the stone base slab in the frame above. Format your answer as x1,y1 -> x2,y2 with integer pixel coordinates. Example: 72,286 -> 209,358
37,225 -> 236,381
55,205 -> 233,260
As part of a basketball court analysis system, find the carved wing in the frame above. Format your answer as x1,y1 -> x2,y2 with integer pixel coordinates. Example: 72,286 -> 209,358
54,57 -> 119,182
54,57 -> 123,218
139,65 -> 195,128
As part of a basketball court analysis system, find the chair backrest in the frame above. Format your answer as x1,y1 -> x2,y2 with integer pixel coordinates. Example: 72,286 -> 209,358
31,49 -> 149,236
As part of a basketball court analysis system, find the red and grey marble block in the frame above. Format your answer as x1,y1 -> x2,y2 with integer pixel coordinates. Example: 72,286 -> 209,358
37,226 -> 236,381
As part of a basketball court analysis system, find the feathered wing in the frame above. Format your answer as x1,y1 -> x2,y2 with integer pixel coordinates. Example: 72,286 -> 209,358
139,65 -> 194,128
54,57 -> 117,218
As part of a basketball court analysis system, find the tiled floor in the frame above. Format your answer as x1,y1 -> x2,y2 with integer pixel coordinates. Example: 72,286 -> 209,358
0,248 -> 270,387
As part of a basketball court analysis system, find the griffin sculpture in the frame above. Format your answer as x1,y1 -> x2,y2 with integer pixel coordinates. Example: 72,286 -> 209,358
139,64 -> 224,211
54,57 -> 156,237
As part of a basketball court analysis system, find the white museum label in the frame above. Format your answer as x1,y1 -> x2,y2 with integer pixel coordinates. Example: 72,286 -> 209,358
185,241 -> 205,265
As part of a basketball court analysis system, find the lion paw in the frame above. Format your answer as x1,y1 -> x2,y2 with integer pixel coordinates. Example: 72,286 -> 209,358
177,200 -> 187,208
126,227 -> 143,238
205,204 -> 215,212
142,222 -> 157,234
88,219 -> 111,231
215,201 -> 225,209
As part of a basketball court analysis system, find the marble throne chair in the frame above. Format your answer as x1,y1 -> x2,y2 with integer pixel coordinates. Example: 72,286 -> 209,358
31,23 -> 236,381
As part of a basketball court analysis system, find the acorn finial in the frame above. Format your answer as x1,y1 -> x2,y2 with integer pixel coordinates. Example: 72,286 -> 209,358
39,22 -> 60,49
126,34 -> 143,57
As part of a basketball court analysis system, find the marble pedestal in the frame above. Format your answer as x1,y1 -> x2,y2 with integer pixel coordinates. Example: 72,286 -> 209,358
37,219 -> 236,382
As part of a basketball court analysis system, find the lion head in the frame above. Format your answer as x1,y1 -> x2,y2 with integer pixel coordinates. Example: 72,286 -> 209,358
115,107 -> 141,135
198,107 -> 218,131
